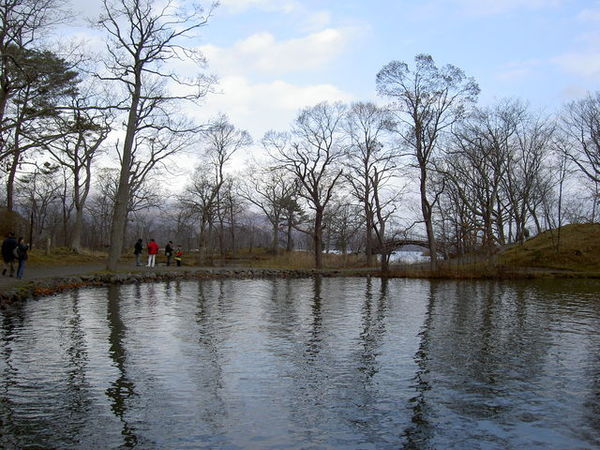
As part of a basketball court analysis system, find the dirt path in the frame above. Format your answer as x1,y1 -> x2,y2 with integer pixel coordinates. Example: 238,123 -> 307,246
0,262 -> 187,293
0,262 -> 375,295
0,264 -> 102,291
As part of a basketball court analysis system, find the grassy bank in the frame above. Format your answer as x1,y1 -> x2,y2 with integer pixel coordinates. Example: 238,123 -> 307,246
499,223 -> 600,272
28,247 -> 107,267
22,223 -> 600,279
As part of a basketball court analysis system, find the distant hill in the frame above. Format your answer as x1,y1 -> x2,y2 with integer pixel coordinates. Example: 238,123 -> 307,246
500,223 -> 600,272
396,244 -> 428,252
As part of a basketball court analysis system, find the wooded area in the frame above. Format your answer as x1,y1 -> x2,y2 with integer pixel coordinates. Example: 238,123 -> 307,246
1,0 -> 599,272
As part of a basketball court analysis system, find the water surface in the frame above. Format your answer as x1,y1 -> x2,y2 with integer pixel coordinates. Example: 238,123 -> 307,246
0,277 -> 599,448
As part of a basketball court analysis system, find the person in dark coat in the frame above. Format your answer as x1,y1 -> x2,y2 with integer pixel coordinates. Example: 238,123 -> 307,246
16,237 -> 28,279
165,241 -> 173,266
134,238 -> 143,266
1,232 -> 17,277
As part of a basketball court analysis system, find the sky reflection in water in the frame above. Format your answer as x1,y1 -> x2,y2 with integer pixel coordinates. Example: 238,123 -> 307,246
0,278 -> 599,448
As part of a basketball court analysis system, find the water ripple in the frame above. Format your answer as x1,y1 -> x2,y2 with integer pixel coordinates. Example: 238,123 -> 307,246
0,278 -> 598,448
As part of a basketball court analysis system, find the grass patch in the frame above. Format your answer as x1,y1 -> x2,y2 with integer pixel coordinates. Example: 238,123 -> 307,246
499,223 -> 600,272
247,250 -> 367,269
28,247 -> 107,267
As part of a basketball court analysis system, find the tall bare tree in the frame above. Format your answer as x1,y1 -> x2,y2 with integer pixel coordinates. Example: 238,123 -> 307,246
443,101 -> 523,250
181,115 -> 250,263
376,54 -> 479,270
267,102 -> 346,269
97,0 -> 216,270
344,101 -> 396,268
45,85 -> 112,252
561,91 -> 600,184
239,164 -> 299,254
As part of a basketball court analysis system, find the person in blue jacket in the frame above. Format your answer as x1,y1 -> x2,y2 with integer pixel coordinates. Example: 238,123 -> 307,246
16,237 -> 28,279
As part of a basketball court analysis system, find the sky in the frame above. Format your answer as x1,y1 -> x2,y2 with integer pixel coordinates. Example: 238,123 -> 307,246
65,0 -> 600,171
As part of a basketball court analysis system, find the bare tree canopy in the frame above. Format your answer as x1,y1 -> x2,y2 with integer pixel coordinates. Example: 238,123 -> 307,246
376,54 -> 479,269
561,92 -> 600,184
344,101 -> 398,271
267,101 -> 346,268
99,0 -> 217,270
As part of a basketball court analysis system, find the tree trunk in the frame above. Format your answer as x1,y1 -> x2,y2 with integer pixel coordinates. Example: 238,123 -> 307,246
272,221 -> 279,254
70,206 -> 84,253
420,169 -> 437,271
380,252 -> 389,274
198,218 -> 208,264
106,72 -> 141,271
286,217 -> 294,251
6,123 -> 22,212
365,214 -> 374,266
229,211 -> 236,258
314,210 -> 323,269
217,218 -> 225,258
6,149 -> 18,212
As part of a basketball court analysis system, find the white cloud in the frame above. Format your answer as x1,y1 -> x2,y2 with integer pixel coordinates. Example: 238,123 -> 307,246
171,76 -> 354,173
301,11 -> 333,32
560,84 -> 590,99
199,76 -> 354,138
219,0 -> 299,14
449,0 -> 563,16
577,6 -> 600,21
496,59 -> 544,81
553,51 -> 600,78
201,27 -> 360,75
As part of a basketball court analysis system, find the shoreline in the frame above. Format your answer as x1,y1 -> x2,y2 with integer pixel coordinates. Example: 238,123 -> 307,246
0,267 -> 356,306
1,264 -> 599,307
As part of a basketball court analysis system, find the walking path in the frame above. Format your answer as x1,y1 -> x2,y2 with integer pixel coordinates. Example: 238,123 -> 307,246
0,263 -> 196,293
0,262 -> 376,304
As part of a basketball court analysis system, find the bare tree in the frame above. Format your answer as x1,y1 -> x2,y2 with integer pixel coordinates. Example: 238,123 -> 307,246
216,177 -> 245,257
180,115 -> 251,263
504,111 -> 555,244
45,85 -> 111,252
97,0 -> 217,270
239,163 -> 299,254
323,199 -> 362,256
89,166 -> 163,248
443,101 -> 523,250
561,92 -> 600,184
16,161 -> 63,248
266,102 -> 346,269
343,101 -> 396,268
376,54 -> 479,270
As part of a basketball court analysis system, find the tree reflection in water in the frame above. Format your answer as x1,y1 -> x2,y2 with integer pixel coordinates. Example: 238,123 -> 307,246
193,279 -> 228,438
105,284 -> 138,448
402,281 -> 436,448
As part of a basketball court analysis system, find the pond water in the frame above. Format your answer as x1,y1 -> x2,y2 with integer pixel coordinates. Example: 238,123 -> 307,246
0,277 -> 599,449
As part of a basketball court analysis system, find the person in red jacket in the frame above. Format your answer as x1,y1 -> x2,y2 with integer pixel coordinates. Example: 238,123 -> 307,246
147,238 -> 159,267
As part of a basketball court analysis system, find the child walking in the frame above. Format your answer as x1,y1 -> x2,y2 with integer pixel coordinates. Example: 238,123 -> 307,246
174,246 -> 183,267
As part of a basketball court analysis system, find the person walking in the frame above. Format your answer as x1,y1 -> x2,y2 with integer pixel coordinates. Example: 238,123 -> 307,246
174,245 -> 183,267
134,238 -> 143,266
1,232 -> 17,277
147,238 -> 159,267
15,237 -> 28,279
165,241 -> 174,266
